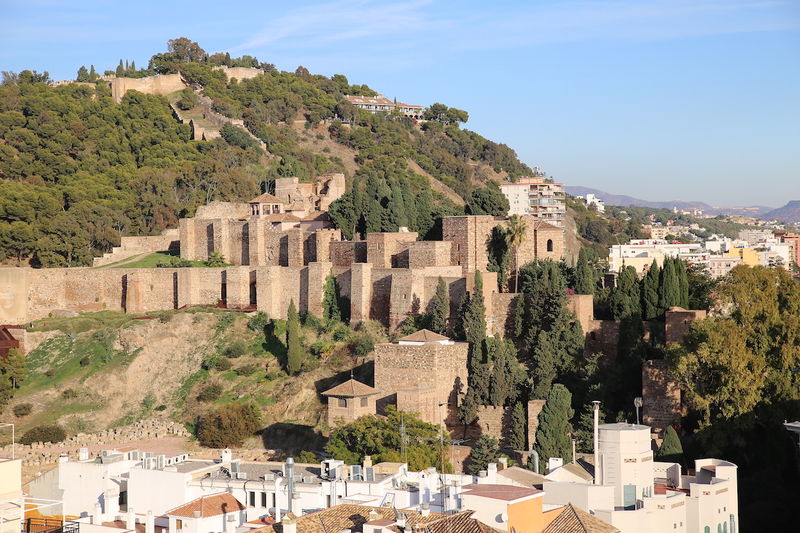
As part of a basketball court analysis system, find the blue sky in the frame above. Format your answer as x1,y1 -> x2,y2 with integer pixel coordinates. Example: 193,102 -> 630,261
1,0 -> 798,207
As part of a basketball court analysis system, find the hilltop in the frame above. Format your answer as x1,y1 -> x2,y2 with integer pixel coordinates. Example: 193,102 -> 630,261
761,200 -> 800,223
0,37 -> 534,267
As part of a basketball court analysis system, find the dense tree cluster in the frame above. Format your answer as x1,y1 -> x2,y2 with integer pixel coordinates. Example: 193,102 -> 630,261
197,401 -> 263,448
326,407 -> 450,471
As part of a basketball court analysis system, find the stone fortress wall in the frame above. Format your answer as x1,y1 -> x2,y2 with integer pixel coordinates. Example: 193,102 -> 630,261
107,66 -> 263,103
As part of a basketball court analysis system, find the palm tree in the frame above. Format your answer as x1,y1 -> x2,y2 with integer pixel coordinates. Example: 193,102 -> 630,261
506,214 -> 528,293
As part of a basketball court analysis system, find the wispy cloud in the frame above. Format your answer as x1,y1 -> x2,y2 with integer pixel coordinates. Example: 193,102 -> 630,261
228,0 -> 441,53
228,0 -> 799,58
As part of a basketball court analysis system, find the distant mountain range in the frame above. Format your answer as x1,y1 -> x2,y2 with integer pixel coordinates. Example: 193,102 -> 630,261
564,186 -> 799,222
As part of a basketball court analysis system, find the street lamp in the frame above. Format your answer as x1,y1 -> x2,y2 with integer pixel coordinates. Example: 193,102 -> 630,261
634,397 -> 643,425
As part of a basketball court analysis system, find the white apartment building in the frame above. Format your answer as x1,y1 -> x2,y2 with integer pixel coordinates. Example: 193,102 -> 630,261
607,240 -> 703,273
538,422 -> 738,533
344,95 -> 425,119
500,177 -> 566,227
575,193 -> 606,214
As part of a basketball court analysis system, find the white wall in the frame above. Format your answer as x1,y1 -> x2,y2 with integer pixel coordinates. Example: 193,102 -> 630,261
541,482 -> 614,512
128,469 -> 190,515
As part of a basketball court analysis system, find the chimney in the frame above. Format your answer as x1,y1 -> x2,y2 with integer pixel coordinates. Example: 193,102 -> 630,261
368,510 -> 379,522
126,509 -> 135,531
291,493 -> 302,516
274,476 -> 284,522
104,488 -> 120,518
592,400 -> 601,485
282,518 -> 297,533
79,448 -> 90,461
221,448 -> 233,463
363,455 -> 373,469
92,503 -> 102,525
145,511 -> 155,533
225,514 -> 236,533
193,511 -> 201,519
487,463 -> 497,483
420,503 -> 430,517
498,457 -> 508,470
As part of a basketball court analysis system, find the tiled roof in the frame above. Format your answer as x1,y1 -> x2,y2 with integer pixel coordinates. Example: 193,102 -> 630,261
266,214 -> 300,222
558,462 -> 594,482
543,504 -> 619,533
398,329 -> 449,342
250,193 -> 284,204
251,505 -> 497,533
166,493 -> 245,518
497,465 -> 548,487
461,483 -> 542,501
321,378 -> 378,397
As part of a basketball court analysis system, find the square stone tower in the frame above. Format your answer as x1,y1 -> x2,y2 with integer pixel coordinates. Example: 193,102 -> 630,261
373,330 -> 468,425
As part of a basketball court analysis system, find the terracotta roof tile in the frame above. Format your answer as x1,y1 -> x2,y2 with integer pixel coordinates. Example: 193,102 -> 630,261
497,465 -> 548,487
321,378 -> 378,397
543,504 -> 619,533
462,483 -> 542,501
250,193 -> 284,204
398,329 -> 449,342
251,505 -> 496,533
166,493 -> 245,518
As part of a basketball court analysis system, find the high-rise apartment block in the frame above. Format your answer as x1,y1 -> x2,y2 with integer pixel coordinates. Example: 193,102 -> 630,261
500,177 -> 566,227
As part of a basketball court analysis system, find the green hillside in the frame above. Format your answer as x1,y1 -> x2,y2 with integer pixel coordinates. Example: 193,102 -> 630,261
0,37 -> 533,267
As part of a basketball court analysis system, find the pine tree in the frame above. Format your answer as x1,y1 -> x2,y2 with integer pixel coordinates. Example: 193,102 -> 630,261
322,273 -> 341,323
429,277 -> 449,334
467,435 -> 499,475
574,247 -> 595,295
286,300 -> 304,375
656,426 -> 685,468
641,259 -> 660,320
509,401 -> 527,450
76,66 -> 89,82
533,384 -> 574,473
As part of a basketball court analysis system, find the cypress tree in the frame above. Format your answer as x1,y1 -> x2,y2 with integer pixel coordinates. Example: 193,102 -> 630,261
513,294 -> 525,338
387,178 -> 408,230
574,247 -> 595,295
457,387 -> 480,430
658,258 -> 680,312
364,175 -> 383,234
459,271 -> 490,403
656,426 -> 685,468
322,273 -> 341,323
402,186 -> 417,231
89,65 -> 97,80
641,259 -> 660,320
489,339 -> 515,407
415,188 -> 434,238
531,330 -> 558,399
115,59 -> 124,77
509,401 -> 527,450
286,300 -> 304,375
676,258 -> 689,308
533,384 -> 574,473
611,266 -> 641,320
130,60 -> 136,72
467,435 -> 500,475
429,277 -> 449,334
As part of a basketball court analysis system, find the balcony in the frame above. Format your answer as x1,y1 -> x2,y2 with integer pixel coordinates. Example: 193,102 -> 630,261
22,518 -> 79,533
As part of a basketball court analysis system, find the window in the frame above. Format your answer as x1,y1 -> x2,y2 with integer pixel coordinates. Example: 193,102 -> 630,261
704,527 -> 710,533
249,491 -> 256,507
361,397 -> 368,407
546,239 -> 554,252
176,520 -> 183,532
261,492 -> 267,507
338,398 -> 347,407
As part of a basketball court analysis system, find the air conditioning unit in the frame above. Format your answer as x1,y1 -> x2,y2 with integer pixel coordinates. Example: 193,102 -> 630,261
236,472 -> 248,480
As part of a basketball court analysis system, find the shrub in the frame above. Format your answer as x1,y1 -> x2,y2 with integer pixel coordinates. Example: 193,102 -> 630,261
233,364 -> 258,376
19,424 -> 66,445
214,357 -> 232,371
310,340 -> 335,358
62,389 -> 78,399
247,312 -> 270,332
296,450 -> 318,463
332,324 -> 351,342
224,341 -> 247,359
13,403 -> 32,417
353,334 -> 374,357
45,369 -> 55,378
79,356 -> 90,367
176,87 -> 197,110
197,402 -> 263,448
155,404 -> 167,411
197,383 -> 223,402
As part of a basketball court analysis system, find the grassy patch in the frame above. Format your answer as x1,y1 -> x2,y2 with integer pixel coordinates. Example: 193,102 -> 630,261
106,251 -> 209,268
173,369 -> 208,408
